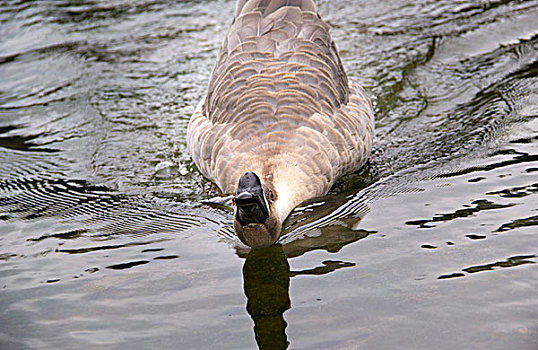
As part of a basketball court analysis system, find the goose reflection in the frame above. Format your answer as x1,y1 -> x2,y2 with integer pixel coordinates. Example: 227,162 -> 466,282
242,223 -> 372,349
243,245 -> 290,350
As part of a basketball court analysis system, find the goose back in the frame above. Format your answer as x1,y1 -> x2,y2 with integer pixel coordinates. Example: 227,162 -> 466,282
187,0 -> 374,221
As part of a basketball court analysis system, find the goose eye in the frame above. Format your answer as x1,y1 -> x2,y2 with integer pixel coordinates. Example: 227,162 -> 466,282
269,190 -> 275,201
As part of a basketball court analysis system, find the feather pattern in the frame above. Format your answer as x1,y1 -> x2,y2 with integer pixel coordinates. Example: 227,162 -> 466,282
187,0 -> 374,223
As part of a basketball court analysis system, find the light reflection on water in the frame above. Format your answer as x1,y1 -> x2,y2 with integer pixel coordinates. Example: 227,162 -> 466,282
0,0 -> 537,349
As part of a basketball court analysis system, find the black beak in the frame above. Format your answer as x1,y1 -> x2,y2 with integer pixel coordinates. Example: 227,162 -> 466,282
234,172 -> 269,225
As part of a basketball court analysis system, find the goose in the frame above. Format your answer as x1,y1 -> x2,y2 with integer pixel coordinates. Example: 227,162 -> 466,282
187,0 -> 374,248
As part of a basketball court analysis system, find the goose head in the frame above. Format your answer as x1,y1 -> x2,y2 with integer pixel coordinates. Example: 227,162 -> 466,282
233,171 -> 281,248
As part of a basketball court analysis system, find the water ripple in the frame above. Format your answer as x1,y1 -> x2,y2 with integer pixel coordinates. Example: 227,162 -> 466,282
1,0 -> 537,348
439,255 -> 536,279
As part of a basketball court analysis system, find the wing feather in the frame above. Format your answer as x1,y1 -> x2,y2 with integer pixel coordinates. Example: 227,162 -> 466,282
188,0 -> 374,198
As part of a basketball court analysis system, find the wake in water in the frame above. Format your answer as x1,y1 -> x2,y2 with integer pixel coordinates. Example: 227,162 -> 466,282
0,0 -> 536,266
1,1 -> 537,349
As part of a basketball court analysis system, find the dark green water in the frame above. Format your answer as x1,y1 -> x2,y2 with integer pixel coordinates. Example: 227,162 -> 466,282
1,0 -> 537,349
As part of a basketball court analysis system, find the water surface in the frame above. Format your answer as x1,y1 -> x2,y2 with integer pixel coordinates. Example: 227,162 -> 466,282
1,0 -> 537,349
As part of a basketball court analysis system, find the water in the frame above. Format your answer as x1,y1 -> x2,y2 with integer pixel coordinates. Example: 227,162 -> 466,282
1,0 -> 537,348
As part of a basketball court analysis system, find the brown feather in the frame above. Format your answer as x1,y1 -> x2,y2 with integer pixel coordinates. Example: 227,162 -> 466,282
188,0 -> 374,228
